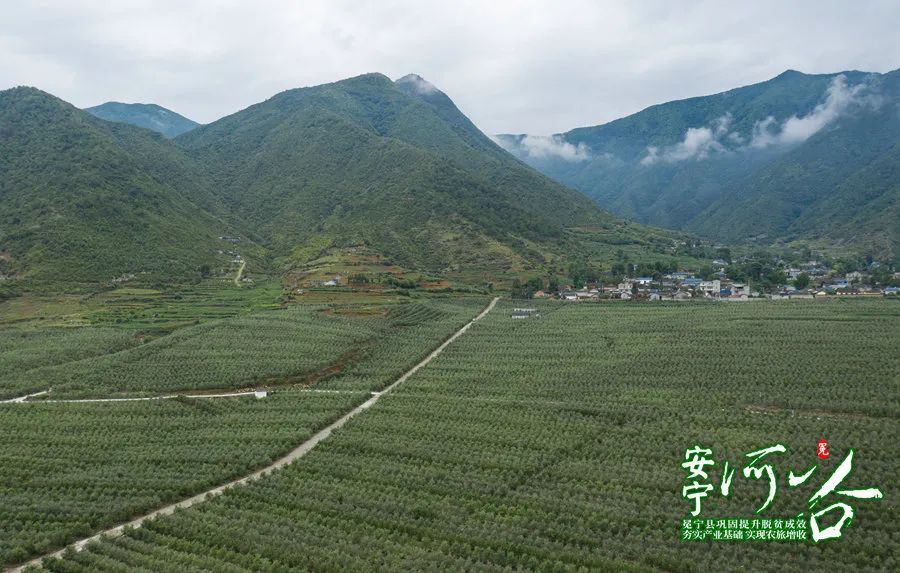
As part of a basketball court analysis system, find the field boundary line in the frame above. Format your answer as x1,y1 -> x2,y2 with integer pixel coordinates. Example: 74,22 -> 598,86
0,391 -> 49,403
6,296 -> 498,572
2,388 -> 363,405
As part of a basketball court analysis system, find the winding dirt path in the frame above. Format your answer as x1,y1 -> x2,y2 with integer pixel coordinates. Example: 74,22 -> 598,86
232,259 -> 246,286
6,297 -> 498,572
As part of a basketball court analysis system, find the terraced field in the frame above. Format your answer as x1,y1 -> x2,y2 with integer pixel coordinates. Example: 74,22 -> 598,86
24,299 -> 897,572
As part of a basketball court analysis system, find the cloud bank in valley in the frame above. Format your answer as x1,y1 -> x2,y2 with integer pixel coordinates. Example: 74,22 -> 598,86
641,75 -> 880,165
501,135 -> 592,162
642,114 -> 735,165
749,74 -> 880,148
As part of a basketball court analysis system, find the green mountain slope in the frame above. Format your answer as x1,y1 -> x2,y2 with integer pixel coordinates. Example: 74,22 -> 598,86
798,144 -> 900,252
175,73 -> 636,274
85,102 -> 200,138
0,87 -> 227,285
496,69 -> 900,259
1,75 -> 681,290
693,91 -> 900,254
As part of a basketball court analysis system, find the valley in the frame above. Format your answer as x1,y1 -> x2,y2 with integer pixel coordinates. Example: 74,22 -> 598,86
0,30 -> 897,572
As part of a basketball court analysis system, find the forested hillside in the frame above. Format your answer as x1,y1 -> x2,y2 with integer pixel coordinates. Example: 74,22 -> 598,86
174,73 -> 644,274
497,69 -> 900,259
1,75 -> 672,290
0,87 -> 229,286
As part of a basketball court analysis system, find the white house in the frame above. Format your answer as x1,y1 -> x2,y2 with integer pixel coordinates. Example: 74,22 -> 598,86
698,280 -> 721,294
731,283 -> 750,297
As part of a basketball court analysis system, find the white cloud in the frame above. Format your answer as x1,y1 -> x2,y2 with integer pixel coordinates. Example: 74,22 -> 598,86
749,74 -> 880,148
640,74 -> 883,165
641,113 -> 733,164
512,135 -> 592,162
396,73 -> 438,95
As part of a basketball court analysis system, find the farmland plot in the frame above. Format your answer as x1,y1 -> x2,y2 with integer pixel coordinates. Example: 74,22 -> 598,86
0,328 -> 140,400
1,299 -> 484,398
0,298 -> 486,567
37,299 -> 898,572
0,391 -> 363,566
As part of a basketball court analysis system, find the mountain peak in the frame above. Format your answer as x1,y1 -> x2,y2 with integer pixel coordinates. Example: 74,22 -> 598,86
85,101 -> 199,137
395,74 -> 441,96
96,101 -> 164,110
0,85 -> 62,106
1,85 -> 46,97
330,72 -> 393,89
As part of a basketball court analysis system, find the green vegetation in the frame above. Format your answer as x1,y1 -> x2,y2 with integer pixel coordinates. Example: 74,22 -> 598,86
84,281 -> 284,329
0,391 -> 362,566
0,281 -> 284,330
497,69 -> 900,261
84,102 -> 200,138
0,297 -> 486,567
3,68 -> 897,573
36,299 -> 898,571
0,327 -> 138,376
0,87 -> 234,287
0,298 -> 484,399
1,307 -> 376,398
0,74 -> 689,294
175,72 -> 646,278
314,299 -> 485,392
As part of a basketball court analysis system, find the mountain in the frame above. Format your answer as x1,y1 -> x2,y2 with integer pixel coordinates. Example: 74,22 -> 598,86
496,69 -> 900,259
0,87 -> 229,285
1,75 -> 668,290
85,102 -> 200,138
174,73 -> 644,276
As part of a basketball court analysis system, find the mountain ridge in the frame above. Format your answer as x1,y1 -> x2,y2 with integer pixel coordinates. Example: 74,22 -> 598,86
2,75 -> 672,289
174,73 -> 632,276
85,101 -> 200,138
495,68 -> 900,259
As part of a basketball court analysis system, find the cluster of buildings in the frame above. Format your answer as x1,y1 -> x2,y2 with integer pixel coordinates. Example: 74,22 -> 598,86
547,275 -> 754,302
540,262 -> 899,302
776,262 -> 899,298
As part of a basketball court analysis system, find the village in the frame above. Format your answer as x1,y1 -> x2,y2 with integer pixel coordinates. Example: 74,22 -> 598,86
536,259 -> 900,301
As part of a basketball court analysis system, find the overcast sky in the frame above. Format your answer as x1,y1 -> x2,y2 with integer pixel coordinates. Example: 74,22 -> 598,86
2,1 -> 898,134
